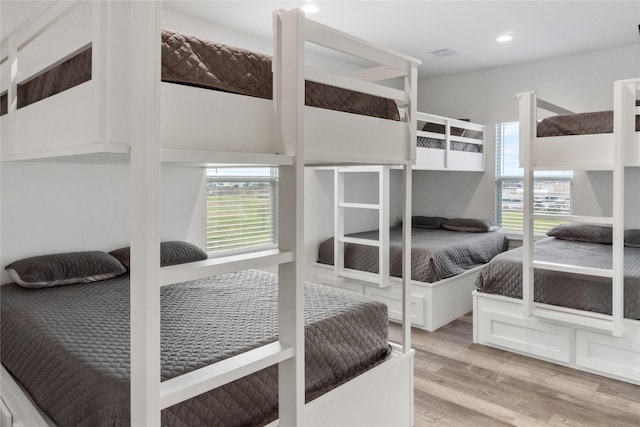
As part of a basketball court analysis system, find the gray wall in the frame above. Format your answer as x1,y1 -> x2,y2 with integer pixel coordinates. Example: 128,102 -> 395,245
415,43 -> 640,224
1,163 -> 206,284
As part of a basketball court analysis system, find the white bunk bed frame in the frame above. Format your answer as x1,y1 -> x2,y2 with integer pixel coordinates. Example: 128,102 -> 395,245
474,77 -> 640,385
414,112 -> 486,171
312,114 -> 486,331
0,2 -> 421,426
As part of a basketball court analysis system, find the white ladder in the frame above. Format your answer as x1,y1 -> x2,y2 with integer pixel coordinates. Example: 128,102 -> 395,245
518,80 -> 639,337
334,165 -> 391,288
128,4 -> 304,425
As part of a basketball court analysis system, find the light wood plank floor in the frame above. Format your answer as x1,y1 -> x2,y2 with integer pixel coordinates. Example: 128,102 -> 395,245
389,314 -> 640,427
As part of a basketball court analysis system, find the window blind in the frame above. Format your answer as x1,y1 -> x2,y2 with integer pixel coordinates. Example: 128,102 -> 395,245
206,168 -> 278,253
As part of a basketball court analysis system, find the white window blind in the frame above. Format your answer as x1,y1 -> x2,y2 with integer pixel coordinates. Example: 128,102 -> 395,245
206,168 -> 278,254
495,122 -> 573,235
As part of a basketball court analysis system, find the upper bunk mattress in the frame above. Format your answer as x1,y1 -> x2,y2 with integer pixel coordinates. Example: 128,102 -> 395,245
1,269 -> 390,427
537,110 -> 640,137
1,29 -> 400,121
475,237 -> 640,319
318,226 -> 508,283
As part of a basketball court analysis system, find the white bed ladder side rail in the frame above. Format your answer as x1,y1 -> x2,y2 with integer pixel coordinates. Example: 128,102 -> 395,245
273,9 -> 305,426
612,78 -> 637,336
518,91 -> 536,319
402,56 -> 416,356
334,166 -> 391,288
129,1 -> 162,425
4,35 -> 17,156
518,83 -> 631,337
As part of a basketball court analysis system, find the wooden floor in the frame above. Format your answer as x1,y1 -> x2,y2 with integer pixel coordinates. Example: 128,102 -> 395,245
389,314 -> 640,427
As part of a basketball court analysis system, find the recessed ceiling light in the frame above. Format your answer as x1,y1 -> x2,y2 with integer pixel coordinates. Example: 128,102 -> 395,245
301,4 -> 319,14
497,34 -> 513,43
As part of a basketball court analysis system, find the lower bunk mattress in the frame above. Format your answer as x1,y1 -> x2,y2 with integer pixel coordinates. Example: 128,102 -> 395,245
0,269 -> 390,427
475,237 -> 640,319
317,226 -> 508,283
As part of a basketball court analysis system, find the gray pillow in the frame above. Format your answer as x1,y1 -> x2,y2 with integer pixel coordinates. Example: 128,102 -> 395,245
443,218 -> 499,232
5,251 -> 126,289
546,223 -> 612,244
625,229 -> 640,247
412,216 -> 448,229
109,241 -> 208,271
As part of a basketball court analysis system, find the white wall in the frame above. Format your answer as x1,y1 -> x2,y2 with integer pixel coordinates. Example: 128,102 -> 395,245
302,44 -> 640,276
415,43 -> 640,222
0,162 -> 205,284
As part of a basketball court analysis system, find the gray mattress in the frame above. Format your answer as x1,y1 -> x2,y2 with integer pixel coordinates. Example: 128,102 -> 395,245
317,226 -> 508,283
475,237 -> 640,319
1,269 -> 390,427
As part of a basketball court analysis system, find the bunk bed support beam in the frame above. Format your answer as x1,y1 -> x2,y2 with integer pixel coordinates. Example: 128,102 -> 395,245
273,9 -> 305,426
518,91 -> 536,319
4,35 -> 16,156
128,1 -> 162,425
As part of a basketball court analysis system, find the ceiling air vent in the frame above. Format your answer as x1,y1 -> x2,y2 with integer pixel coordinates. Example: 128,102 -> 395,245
430,48 -> 459,57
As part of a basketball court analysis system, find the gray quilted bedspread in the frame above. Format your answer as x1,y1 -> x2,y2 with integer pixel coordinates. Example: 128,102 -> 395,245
161,29 -> 400,120
1,270 -> 389,427
537,110 -> 640,137
475,237 -> 640,319
318,226 -> 508,283
4,30 -> 400,121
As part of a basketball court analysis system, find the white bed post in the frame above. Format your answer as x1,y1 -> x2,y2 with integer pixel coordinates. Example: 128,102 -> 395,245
334,167 -> 345,277
444,120 -> 451,169
92,1 -> 111,145
129,1 -> 162,425
5,35 -> 17,156
379,166 -> 390,287
273,9 -> 305,426
519,91 -> 536,318
401,63 -> 417,353
611,79 -> 633,337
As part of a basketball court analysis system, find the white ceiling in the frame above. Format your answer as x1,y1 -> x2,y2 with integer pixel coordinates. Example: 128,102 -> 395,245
165,0 -> 640,79
3,1 -> 639,79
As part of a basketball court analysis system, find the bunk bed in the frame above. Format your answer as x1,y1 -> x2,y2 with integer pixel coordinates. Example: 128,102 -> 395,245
0,2 -> 421,426
473,78 -> 640,385
310,113 -> 487,331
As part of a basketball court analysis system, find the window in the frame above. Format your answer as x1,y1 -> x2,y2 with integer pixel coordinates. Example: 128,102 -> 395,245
206,167 -> 278,254
495,122 -> 572,235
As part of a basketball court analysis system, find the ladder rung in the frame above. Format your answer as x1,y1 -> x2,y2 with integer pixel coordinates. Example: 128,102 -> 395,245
531,307 -> 613,332
160,341 -> 294,409
339,236 -> 380,247
531,261 -> 613,278
160,249 -> 294,286
338,202 -> 380,210
532,214 -> 613,225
